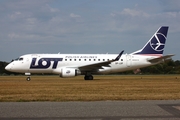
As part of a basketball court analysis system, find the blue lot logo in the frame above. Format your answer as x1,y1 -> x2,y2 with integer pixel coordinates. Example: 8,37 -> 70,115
30,58 -> 63,69
150,33 -> 166,52
66,70 -> 71,74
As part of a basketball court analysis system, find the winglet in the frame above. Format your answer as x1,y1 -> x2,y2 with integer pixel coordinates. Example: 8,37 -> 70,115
115,50 -> 124,61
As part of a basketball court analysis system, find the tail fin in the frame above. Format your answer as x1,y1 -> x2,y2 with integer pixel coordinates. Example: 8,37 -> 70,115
132,26 -> 169,56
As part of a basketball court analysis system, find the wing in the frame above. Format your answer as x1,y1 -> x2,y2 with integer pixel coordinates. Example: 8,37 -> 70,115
147,54 -> 174,63
78,50 -> 124,71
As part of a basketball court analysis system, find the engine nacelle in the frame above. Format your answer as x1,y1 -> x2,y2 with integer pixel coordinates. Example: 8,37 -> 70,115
60,68 -> 81,78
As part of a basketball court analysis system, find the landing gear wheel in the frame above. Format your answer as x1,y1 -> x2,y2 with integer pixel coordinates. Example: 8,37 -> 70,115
84,75 -> 93,80
88,75 -> 93,80
26,77 -> 31,81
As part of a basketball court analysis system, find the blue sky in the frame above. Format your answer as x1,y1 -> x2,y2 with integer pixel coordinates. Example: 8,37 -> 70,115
0,0 -> 180,62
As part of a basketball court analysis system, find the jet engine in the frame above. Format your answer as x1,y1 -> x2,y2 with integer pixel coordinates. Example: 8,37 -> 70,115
60,68 -> 81,78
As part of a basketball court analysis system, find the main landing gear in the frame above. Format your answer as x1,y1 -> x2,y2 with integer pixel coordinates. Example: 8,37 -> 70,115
84,74 -> 94,80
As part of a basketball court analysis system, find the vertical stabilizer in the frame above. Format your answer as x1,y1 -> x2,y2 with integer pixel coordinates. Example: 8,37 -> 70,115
132,26 -> 169,56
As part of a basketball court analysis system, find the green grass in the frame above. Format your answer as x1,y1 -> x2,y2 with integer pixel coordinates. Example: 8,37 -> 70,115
0,75 -> 180,102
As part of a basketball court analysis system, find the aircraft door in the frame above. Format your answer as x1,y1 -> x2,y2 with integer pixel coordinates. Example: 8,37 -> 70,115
126,54 -> 131,67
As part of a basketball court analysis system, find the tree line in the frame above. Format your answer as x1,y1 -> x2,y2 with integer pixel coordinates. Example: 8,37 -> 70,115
0,59 -> 180,75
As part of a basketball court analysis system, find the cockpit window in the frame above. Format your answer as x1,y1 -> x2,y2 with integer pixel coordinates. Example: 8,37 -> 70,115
14,57 -> 23,61
19,58 -> 23,61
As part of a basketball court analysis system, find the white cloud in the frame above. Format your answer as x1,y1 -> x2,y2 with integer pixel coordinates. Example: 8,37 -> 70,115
9,11 -> 21,19
110,13 -> 116,17
26,18 -> 38,25
70,13 -> 81,18
8,33 -> 20,39
120,8 -> 149,17
50,8 -> 60,13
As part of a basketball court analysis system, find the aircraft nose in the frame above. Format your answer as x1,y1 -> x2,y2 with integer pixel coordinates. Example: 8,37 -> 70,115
5,64 -> 12,71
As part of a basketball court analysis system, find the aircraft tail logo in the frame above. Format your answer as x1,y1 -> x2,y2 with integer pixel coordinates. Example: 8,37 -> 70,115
132,26 -> 169,56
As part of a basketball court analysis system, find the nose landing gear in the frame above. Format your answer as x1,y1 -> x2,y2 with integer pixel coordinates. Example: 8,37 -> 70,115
25,73 -> 31,81
26,76 -> 31,81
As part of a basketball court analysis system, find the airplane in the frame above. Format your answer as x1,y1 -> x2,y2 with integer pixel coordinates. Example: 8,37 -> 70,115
5,26 -> 174,81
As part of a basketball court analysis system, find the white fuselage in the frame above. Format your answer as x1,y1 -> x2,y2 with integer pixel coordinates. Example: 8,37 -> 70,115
6,53 -> 158,75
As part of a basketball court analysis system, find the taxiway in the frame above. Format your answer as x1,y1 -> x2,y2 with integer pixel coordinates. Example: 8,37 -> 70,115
0,100 -> 180,120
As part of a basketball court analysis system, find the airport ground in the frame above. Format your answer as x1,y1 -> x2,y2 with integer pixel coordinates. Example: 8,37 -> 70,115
0,75 -> 180,102
0,100 -> 180,120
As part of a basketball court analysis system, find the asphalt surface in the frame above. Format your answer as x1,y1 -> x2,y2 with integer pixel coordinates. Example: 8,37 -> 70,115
0,100 -> 180,120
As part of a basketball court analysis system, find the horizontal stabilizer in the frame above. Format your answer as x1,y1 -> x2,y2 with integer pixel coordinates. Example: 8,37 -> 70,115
147,54 -> 174,63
